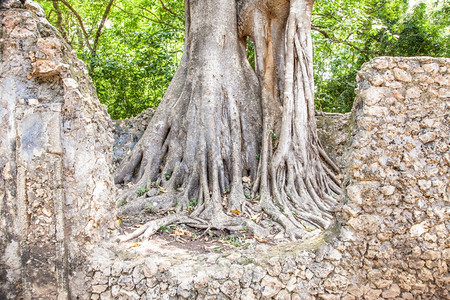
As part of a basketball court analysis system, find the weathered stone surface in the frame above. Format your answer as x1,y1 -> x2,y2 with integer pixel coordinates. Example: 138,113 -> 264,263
0,2 -> 115,299
261,275 -> 283,298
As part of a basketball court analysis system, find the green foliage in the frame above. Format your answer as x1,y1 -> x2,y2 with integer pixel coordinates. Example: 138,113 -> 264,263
185,198 -> 197,212
137,187 -> 150,196
219,235 -> 249,248
39,0 -> 448,117
118,198 -> 127,206
38,0 -> 184,119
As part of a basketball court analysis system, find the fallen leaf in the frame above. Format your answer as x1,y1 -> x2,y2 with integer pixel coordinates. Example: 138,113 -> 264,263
174,227 -> 192,237
242,176 -> 252,184
254,236 -> 268,243
230,210 -> 241,215
127,243 -> 141,249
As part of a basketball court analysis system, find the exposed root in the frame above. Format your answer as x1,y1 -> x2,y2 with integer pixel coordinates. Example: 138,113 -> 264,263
114,0 -> 342,244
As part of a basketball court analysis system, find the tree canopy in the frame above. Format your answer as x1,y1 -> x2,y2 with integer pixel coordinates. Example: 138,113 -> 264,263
38,0 -> 449,119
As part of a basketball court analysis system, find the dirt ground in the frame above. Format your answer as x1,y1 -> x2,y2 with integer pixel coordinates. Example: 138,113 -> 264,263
117,212 -> 291,255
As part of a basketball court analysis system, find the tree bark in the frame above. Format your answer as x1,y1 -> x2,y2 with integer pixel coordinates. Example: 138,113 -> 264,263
115,0 -> 341,240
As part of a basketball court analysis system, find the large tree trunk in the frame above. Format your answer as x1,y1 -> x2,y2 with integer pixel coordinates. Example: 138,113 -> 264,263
115,0 -> 341,240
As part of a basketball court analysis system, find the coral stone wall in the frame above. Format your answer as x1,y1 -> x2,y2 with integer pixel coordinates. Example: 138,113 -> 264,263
342,56 -> 449,299
0,1 -> 116,298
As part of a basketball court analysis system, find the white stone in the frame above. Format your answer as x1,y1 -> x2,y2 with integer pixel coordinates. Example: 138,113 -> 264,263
393,68 -> 412,82
422,63 -> 439,74
347,214 -> 380,234
382,284 -> 401,299
410,221 -> 428,237
374,59 -> 389,70
220,280 -> 239,297
25,0 -> 46,17
406,87 -> 422,98
381,185 -> 396,196
438,88 -> 450,98
240,288 -> 256,300
418,179 -> 432,191
92,285 -> 108,294
28,98 -> 39,105
261,276 -> 283,298
363,105 -> 388,117
63,78 -> 79,90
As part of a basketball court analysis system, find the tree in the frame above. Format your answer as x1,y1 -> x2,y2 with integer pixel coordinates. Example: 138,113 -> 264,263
115,0 -> 342,241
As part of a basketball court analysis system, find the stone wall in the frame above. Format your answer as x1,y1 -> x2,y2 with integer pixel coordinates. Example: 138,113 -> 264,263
0,1 -> 448,299
112,108 -> 155,168
342,56 -> 449,299
0,1 -> 116,298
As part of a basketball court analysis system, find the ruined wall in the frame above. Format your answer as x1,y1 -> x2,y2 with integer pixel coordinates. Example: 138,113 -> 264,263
0,1 -> 116,298
342,56 -> 449,299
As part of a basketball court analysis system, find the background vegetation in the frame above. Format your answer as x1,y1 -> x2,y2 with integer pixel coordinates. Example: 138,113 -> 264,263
38,0 -> 449,119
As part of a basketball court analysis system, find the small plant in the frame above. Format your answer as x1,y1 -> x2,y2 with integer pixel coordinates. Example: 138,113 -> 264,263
137,188 -> 150,196
220,235 -> 247,247
118,198 -> 127,206
147,203 -> 155,212
185,198 -> 198,211
164,171 -> 172,180
175,184 -> 185,190
149,180 -> 161,188
225,188 -> 231,193
256,153 -> 260,160
244,192 -> 251,199
160,225 -> 170,232
268,129 -> 279,146
292,209 -> 297,215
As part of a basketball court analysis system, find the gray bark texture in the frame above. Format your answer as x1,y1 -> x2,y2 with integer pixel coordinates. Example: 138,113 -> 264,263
115,0 -> 341,241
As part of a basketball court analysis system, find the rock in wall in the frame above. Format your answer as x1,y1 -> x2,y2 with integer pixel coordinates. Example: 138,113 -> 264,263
0,1 -> 116,298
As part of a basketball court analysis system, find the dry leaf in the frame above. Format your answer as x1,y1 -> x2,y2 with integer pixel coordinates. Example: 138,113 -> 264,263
174,227 -> 192,237
127,243 -> 141,249
254,236 -> 268,243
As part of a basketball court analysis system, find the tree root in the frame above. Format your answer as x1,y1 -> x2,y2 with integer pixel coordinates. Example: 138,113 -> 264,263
118,208 -> 271,243
114,0 -> 343,244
